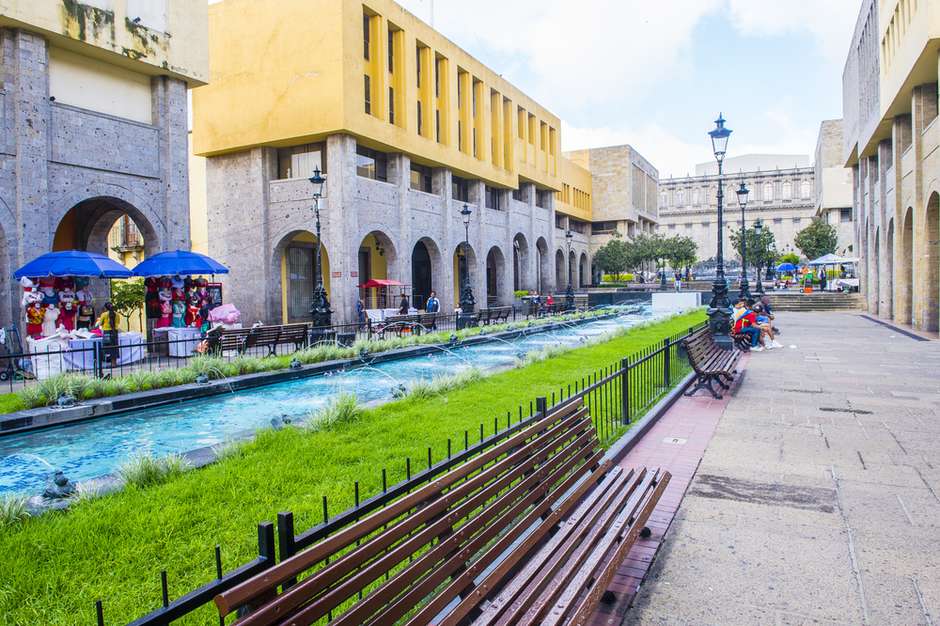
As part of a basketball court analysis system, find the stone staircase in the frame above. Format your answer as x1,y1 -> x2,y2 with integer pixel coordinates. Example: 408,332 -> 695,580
765,291 -> 864,312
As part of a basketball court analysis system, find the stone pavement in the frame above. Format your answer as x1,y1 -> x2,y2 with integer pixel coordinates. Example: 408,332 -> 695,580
628,312 -> 940,625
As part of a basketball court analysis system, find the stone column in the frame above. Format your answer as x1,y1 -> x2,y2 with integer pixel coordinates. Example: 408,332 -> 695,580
911,83 -> 937,329
11,30 -> 51,265
891,115 -> 913,325
326,134 -> 359,324
392,152 -> 410,291
438,169 -> 456,312
877,140 -> 893,318
152,75 -> 190,252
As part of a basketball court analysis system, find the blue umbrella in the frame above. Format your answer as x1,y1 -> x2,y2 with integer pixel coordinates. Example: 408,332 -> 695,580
13,250 -> 133,279
131,250 -> 230,277
776,262 -> 797,273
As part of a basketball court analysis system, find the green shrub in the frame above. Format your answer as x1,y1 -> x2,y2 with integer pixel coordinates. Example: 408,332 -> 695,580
306,393 -> 361,432
118,454 -> 191,489
602,273 -> 635,283
0,495 -> 29,527
405,368 -> 484,401
513,289 -> 530,298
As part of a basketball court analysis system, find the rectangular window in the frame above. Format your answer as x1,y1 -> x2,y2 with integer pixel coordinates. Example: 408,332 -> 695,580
363,14 -> 370,60
774,217 -> 783,224
517,107 -> 526,139
792,217 -> 801,224
485,186 -> 501,210
535,189 -> 551,208
388,87 -> 394,124
667,223 -> 676,230
364,75 -> 371,114
512,187 -> 524,201
434,59 -> 440,97
356,145 -> 388,182
417,101 -> 423,135
416,45 -> 421,88
840,208 -> 852,222
387,30 -> 394,72
410,163 -> 433,193
472,128 -> 477,157
276,143 -> 325,180
452,175 -> 470,202
457,120 -> 463,151
435,109 -> 441,142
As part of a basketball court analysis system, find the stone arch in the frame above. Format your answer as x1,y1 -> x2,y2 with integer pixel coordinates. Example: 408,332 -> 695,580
485,245 -> 507,306
885,218 -> 895,320
53,196 -> 160,263
555,249 -> 565,290
579,252 -> 589,288
357,230 -> 399,309
535,237 -> 550,294
924,192 -> 940,332
900,207 -> 914,325
512,233 -> 529,292
271,229 -> 332,323
412,236 -> 443,310
453,241 -> 479,308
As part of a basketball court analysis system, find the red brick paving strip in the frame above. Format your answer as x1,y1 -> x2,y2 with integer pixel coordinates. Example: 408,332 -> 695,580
585,366 -> 744,625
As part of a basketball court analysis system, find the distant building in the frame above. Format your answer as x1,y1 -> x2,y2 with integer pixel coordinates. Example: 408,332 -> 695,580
842,0 -> 940,331
814,120 -> 854,255
657,155 -> 816,268
0,1 -> 208,326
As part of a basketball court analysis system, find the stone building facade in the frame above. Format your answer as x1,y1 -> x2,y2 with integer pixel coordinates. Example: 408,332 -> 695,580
814,119 -> 854,254
0,1 -> 207,327
657,155 -> 816,267
843,0 -> 940,332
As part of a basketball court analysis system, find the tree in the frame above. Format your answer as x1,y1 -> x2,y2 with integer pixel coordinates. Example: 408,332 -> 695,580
110,279 -> 146,329
794,218 -> 838,261
779,251 -> 801,266
593,237 -> 631,281
730,227 -> 777,277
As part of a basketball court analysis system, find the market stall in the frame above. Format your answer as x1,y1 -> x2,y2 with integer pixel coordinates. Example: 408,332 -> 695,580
807,254 -> 859,292
358,279 -> 416,321
131,250 -> 233,357
13,250 -> 143,378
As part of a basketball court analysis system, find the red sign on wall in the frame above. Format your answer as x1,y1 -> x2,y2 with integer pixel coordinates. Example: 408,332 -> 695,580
331,271 -> 342,278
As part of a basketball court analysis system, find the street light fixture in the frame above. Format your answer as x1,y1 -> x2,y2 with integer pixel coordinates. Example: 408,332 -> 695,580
564,229 -> 575,310
457,203 -> 476,329
706,114 -> 733,349
308,167 -> 332,333
753,218 -> 765,295
735,181 -> 751,301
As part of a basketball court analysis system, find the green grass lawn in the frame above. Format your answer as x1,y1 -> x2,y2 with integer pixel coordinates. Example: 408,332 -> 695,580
0,310 -> 704,625
0,393 -> 23,414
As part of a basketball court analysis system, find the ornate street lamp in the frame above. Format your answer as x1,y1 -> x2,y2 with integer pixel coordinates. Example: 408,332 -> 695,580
457,203 -> 476,329
308,167 -> 332,332
564,229 -> 575,310
706,114 -> 733,349
736,181 -> 751,301
753,218 -> 765,295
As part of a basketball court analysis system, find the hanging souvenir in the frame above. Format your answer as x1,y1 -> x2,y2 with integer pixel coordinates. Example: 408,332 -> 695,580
171,299 -> 186,328
26,302 -> 44,338
41,304 -> 60,337
77,303 -> 95,330
59,301 -> 77,332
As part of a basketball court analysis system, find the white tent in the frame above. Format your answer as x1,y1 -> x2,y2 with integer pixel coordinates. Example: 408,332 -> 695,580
807,253 -> 859,266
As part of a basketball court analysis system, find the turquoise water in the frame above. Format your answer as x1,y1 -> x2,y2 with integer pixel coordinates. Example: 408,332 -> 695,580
0,307 -> 656,496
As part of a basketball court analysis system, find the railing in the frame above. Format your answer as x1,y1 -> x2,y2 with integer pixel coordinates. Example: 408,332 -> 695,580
91,320 -> 706,626
0,307 -> 552,394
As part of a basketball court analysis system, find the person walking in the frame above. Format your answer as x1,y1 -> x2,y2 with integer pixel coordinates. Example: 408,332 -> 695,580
425,290 -> 440,329
398,293 -> 410,315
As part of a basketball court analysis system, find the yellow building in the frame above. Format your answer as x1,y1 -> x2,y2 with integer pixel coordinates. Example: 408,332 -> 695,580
843,0 -> 940,331
191,0 -> 604,324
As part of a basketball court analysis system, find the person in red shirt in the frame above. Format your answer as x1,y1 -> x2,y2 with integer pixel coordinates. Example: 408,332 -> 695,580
732,300 -> 763,350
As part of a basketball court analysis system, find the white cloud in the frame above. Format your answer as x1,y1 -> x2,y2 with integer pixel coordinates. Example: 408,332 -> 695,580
399,0 -> 722,109
725,0 -> 859,65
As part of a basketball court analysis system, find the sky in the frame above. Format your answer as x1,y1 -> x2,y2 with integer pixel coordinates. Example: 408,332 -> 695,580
394,0 -> 861,178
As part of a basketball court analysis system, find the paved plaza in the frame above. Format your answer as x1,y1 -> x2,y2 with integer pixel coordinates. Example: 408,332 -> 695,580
629,312 -> 940,625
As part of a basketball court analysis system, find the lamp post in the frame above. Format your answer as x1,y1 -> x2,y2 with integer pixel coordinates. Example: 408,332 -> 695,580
564,229 -> 575,310
457,204 -> 476,329
308,167 -> 332,331
753,218 -> 765,295
735,182 -> 751,301
706,114 -> 733,349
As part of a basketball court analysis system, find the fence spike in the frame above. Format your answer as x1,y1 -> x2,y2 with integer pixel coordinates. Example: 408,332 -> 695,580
322,495 -> 329,524
354,481 -> 360,508
382,468 -> 387,492
447,438 -> 452,458
494,416 -> 498,435
215,545 -> 223,580
406,457 -> 411,480
464,430 -> 469,450
95,600 -> 104,626
161,570 -> 169,608
479,423 -> 484,442
427,447 -> 432,470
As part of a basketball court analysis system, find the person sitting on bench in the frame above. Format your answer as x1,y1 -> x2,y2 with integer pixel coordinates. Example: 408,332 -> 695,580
732,299 -> 764,352
753,303 -> 782,349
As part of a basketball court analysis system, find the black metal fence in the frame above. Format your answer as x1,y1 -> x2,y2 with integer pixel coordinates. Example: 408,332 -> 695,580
93,320 -> 705,626
1,305 -> 607,394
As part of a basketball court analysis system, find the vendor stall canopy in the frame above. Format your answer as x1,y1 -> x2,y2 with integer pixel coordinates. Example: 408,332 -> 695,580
358,279 -> 403,288
806,254 -> 859,266
13,250 -> 133,279
131,250 -> 229,277
776,262 -> 798,273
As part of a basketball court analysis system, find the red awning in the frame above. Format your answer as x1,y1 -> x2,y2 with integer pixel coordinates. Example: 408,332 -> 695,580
358,279 -> 404,289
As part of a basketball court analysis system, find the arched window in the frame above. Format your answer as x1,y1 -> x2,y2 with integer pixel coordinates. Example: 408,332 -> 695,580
660,191 -> 668,207
801,180 -> 811,198
676,190 -> 685,205
782,181 -> 792,200
763,182 -> 774,202
692,189 -> 700,205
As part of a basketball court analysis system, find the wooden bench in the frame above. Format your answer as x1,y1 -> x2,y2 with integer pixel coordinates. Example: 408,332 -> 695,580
208,323 -> 309,357
682,329 -> 741,399
214,399 -> 670,625
476,305 -> 512,326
